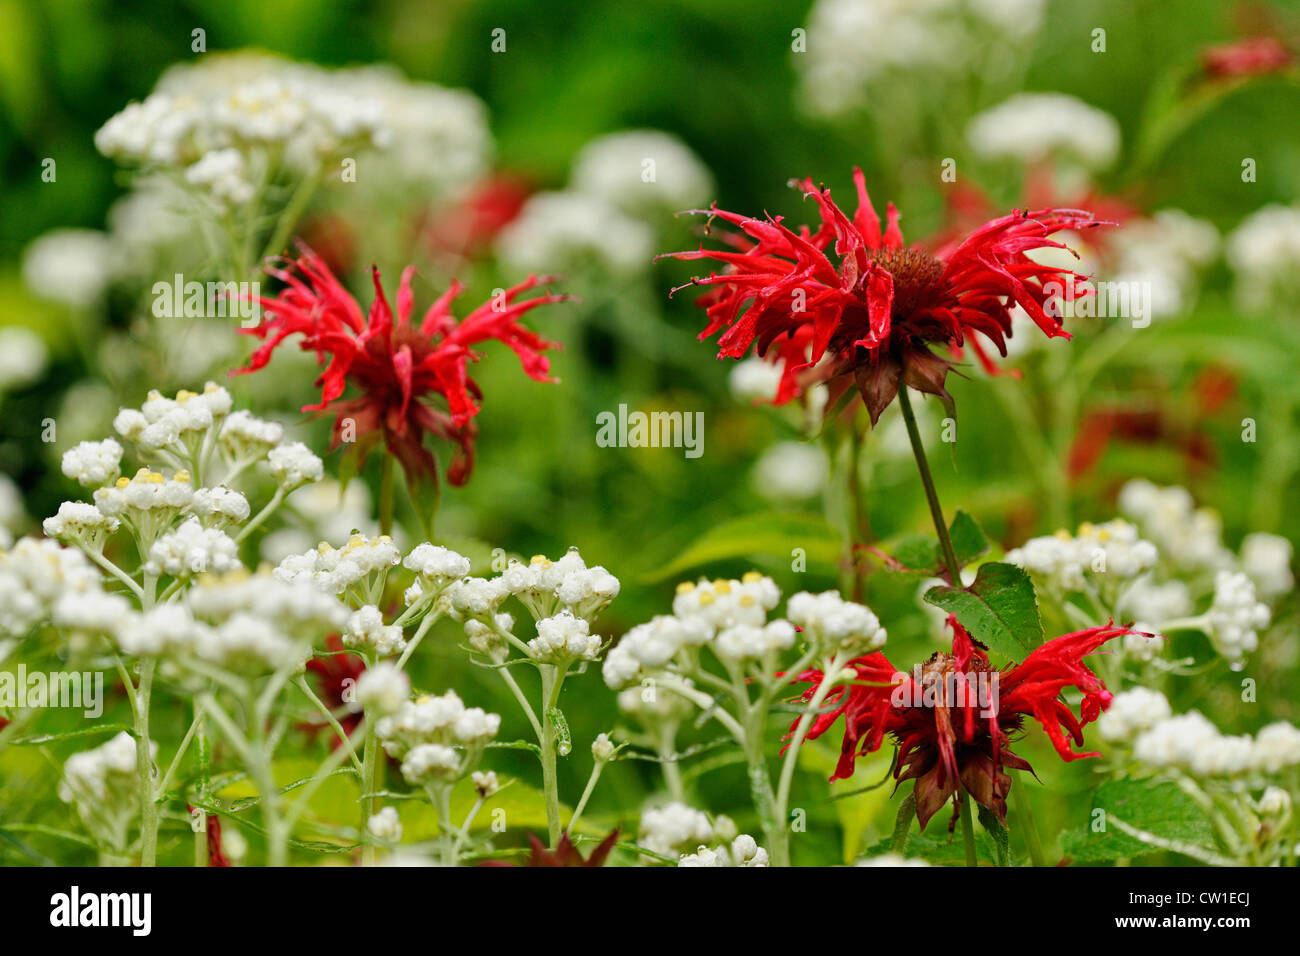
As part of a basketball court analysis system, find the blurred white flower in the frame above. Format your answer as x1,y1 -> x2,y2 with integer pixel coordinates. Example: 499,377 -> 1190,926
751,441 -> 829,502
967,93 -> 1120,171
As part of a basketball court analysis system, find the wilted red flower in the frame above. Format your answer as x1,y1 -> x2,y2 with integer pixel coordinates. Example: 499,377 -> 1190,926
663,170 -> 1107,422
1202,36 -> 1293,79
788,617 -> 1134,829
238,244 -> 566,486
483,830 -> 620,867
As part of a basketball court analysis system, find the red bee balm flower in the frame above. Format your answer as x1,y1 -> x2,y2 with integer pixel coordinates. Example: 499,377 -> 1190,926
664,170 -> 1108,422
789,618 -> 1133,829
239,246 -> 566,485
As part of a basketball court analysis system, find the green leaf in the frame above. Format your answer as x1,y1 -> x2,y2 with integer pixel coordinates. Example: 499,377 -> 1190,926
799,740 -> 893,864
9,723 -> 133,746
923,561 -> 1043,659
641,511 -> 842,581
977,804 -> 1010,867
890,510 -> 988,575
1060,779 -> 1217,864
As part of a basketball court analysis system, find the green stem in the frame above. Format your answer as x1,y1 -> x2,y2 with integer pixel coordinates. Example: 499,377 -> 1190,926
539,666 -> 564,847
742,699 -> 788,866
774,652 -> 847,830
379,456 -> 395,537
360,717 -> 380,866
1013,784 -> 1046,867
896,387 -> 961,583
959,789 -> 978,867
134,658 -> 158,867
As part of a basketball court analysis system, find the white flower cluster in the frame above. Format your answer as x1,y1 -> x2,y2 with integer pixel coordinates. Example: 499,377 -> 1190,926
113,383 -> 233,452
377,691 -> 501,787
1239,533 -> 1294,601
527,610 -> 604,664
58,731 -> 156,850
344,605 -> 406,657
355,662 -> 411,716
499,127 -> 710,276
1103,689 -> 1300,780
1097,687 -> 1174,743
267,442 -> 324,491
1226,204 -> 1300,311
1006,520 -> 1158,594
219,410 -> 285,461
42,502 -> 120,552
605,573 -> 817,687
967,92 -> 1121,171
402,543 -> 472,606
21,229 -> 115,309
145,516 -> 241,578
638,801 -> 716,858
190,487 -> 251,529
1108,209 -> 1219,319
677,833 -> 769,867
368,806 -> 402,842
786,590 -> 887,656
179,570 -> 348,671
92,467 -> 194,522
498,190 -> 653,276
751,441 -> 830,502
1118,480 -> 1233,574
275,533 -> 401,594
798,0 -> 1046,119
568,130 -> 714,219
61,439 -> 124,488
1206,570 -> 1271,662
498,549 -> 621,621
0,538 -> 101,637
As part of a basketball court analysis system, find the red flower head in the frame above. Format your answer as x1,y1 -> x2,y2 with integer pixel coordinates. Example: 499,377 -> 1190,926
663,170 -> 1108,422
788,617 -> 1133,829
238,245 -> 567,486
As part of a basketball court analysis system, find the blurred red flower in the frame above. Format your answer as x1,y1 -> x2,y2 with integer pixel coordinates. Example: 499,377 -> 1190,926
1202,36 -> 1293,79
788,617 -> 1134,829
239,245 -> 566,486
663,169 -> 1107,422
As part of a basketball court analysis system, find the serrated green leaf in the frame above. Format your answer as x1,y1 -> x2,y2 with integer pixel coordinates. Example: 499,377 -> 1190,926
923,561 -> 1043,659
1059,779 -> 1217,863
641,511 -> 841,581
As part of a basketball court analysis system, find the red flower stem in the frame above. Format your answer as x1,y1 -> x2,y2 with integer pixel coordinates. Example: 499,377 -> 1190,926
896,385 -> 978,866
845,420 -> 870,600
895,387 -> 962,584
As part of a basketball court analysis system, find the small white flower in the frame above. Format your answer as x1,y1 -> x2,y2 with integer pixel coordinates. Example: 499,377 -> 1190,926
43,502 -> 120,550
344,605 -> 406,657
639,801 -> 714,858
60,439 -> 124,488
145,517 -> 241,577
1097,687 -> 1172,744
471,770 -> 499,798
527,610 -> 603,663
267,442 -> 323,490
1240,532 -> 1294,601
367,806 -> 402,842
355,662 -> 410,716
1207,570 -> 1270,662
592,732 -> 617,763
967,93 -> 1120,171
190,486 -> 251,528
